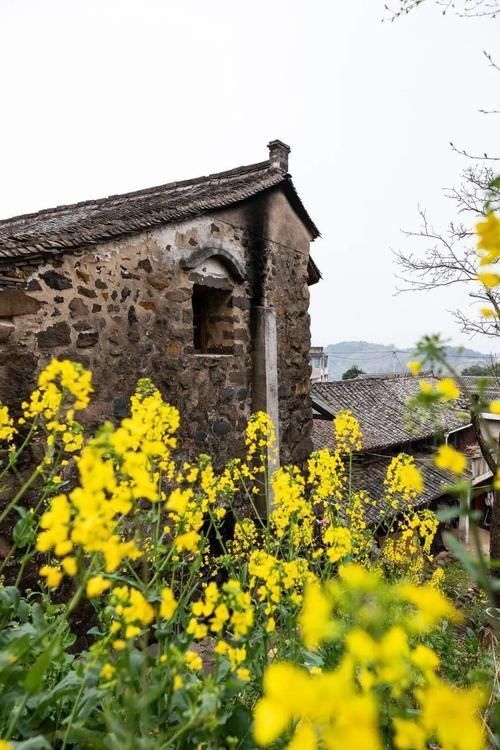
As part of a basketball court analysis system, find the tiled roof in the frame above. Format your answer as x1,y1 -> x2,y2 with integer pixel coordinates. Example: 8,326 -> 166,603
349,453 -> 458,525
457,375 -> 500,403
312,374 -> 469,452
0,154 -> 319,267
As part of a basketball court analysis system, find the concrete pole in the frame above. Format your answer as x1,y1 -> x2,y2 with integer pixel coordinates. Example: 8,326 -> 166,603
251,306 -> 280,517
459,487 -> 470,545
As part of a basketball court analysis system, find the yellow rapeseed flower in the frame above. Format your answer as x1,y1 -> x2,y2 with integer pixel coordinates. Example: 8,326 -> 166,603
160,587 -> 177,620
299,580 -> 337,649
393,719 -> 426,750
476,210 -> 500,265
407,361 -> 422,376
61,556 -> 77,576
185,650 -> 202,671
86,575 -> 111,598
437,377 -> 460,401
323,526 -> 352,563
39,565 -> 63,589
100,663 -> 116,681
419,681 -> 485,750
434,444 -> 467,475
0,404 -> 16,442
334,410 -> 363,453
477,272 -> 500,288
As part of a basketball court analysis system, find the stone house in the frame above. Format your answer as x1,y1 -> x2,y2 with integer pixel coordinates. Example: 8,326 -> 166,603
0,140 -> 320,486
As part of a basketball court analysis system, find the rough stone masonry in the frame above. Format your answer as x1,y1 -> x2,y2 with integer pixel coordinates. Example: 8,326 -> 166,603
0,141 -> 321,491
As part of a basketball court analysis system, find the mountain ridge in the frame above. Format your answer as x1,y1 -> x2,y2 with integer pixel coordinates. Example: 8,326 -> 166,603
324,340 -> 499,380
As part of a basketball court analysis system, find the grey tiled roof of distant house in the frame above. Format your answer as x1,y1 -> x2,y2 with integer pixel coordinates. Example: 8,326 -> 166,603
312,373 -> 469,452
348,453 -> 459,525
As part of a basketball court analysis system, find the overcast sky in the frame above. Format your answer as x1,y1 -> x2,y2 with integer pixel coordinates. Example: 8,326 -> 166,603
1,0 -> 499,352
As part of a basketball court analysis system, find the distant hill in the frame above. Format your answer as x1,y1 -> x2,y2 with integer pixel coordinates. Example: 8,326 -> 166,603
325,341 -> 498,381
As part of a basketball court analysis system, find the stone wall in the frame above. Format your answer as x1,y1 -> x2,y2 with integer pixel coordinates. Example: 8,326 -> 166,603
0,188 -> 315,467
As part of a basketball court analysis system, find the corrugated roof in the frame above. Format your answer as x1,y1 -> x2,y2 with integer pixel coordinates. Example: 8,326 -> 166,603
312,374 -> 469,452
0,154 -> 320,267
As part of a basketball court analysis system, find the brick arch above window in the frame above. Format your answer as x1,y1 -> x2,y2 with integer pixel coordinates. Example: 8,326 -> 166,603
179,244 -> 245,282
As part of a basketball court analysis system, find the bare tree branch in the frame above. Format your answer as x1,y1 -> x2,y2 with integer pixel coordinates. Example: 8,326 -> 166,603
394,166 -> 500,338
385,0 -> 500,19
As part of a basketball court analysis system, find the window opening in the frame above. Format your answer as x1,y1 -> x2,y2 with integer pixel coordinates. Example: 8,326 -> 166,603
192,284 -> 233,354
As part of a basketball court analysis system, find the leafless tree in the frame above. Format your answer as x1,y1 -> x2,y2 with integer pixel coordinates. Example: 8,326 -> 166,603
395,165 -> 500,338
385,0 -> 500,19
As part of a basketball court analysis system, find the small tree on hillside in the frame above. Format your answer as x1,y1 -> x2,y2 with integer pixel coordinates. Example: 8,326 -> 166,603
342,365 -> 365,380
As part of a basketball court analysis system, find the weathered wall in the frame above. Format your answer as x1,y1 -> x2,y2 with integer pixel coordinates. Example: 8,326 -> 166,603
265,191 -> 314,465
0,216 -> 253,462
206,188 -> 314,465
0,187 -> 315,466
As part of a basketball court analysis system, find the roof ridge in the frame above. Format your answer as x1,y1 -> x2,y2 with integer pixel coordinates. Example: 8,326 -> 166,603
0,159 -> 277,228
314,371 -> 435,387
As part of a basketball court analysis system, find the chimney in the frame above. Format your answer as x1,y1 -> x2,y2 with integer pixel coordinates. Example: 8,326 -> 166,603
267,139 -> 291,172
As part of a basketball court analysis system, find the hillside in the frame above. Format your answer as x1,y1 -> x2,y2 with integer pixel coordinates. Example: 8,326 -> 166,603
325,340 -> 498,381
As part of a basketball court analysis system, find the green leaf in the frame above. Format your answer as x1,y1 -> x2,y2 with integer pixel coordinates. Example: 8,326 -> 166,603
436,506 -> 461,522
14,737 -> 52,749
24,636 -> 58,693
13,512 -> 36,548
442,533 -> 479,580
0,586 -> 20,613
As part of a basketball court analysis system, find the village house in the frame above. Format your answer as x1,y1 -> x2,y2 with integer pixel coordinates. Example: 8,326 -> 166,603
309,345 -> 329,383
0,141 -> 321,481
311,373 -> 492,547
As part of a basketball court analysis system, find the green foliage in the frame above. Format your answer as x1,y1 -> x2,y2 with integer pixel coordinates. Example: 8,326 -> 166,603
341,364 -> 365,380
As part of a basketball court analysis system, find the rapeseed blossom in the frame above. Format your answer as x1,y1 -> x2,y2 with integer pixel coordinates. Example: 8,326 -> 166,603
434,444 -> 467,475
254,565 -> 483,750
476,210 -> 500,265
385,454 -> 424,504
323,525 -> 352,563
2,358 -> 485,748
0,404 -> 15,443
334,410 -> 362,453
407,361 -> 422,376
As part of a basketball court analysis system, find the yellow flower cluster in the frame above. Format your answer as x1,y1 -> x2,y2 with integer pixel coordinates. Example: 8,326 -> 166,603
187,579 -> 254,640
476,211 -> 500,266
110,378 -> 180,495
307,448 -> 345,507
420,377 -> 460,402
166,459 -> 236,555
270,466 -> 314,548
214,640 -> 249,680
344,491 -> 373,559
245,411 -> 276,457
382,510 -> 438,578
22,359 -> 92,453
323,525 -> 352,563
229,518 -> 258,558
36,379 -> 181,584
248,550 -> 312,629
435,443 -> 467,475
106,585 -> 155,644
384,453 -> 424,506
254,564 -> 483,750
334,410 -> 362,453
0,403 -> 15,443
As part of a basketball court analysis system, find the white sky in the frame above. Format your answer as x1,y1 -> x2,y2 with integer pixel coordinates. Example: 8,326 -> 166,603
1,0 -> 499,352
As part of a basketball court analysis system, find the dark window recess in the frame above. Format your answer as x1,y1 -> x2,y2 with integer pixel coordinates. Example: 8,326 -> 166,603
192,284 -> 233,354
